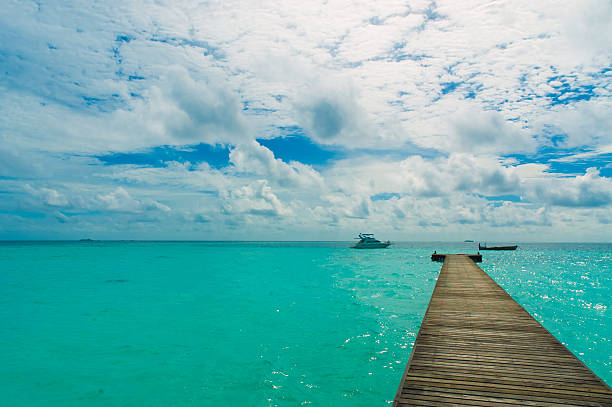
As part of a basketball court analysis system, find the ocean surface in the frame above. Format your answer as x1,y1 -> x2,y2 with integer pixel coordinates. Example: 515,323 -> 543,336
0,241 -> 610,406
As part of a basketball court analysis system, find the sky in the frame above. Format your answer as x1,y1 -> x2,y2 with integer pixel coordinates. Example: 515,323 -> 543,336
0,0 -> 611,241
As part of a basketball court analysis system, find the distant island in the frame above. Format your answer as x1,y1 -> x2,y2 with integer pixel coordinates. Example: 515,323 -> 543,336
464,239 -> 474,242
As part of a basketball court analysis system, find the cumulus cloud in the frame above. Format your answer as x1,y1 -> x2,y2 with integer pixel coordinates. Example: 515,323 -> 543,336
411,100 -> 537,154
533,99 -> 612,150
1,67 -> 248,154
154,67 -> 248,143
97,187 -> 141,212
559,0 -> 612,64
221,180 -> 292,218
97,187 -> 171,213
294,78 -> 373,144
449,108 -> 535,154
0,147 -> 42,178
526,168 -> 612,208
115,67 -> 249,148
1,0 -> 611,240
485,204 -> 550,227
229,140 -> 324,188
24,185 -> 69,207
326,153 -> 521,201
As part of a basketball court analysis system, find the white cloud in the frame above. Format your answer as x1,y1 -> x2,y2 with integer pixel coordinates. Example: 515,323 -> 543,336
229,141 -> 324,188
551,144 -> 612,163
97,187 -> 170,213
1,67 -> 248,154
534,99 -> 612,150
485,204 -> 550,227
24,185 -> 69,207
221,180 -> 292,218
325,153 -> 521,200
54,211 -> 70,223
558,0 -> 612,65
0,0 -> 611,240
525,168 -> 612,208
447,106 -> 535,154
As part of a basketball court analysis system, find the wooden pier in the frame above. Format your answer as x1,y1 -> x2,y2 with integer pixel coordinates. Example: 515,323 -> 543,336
431,252 -> 482,263
393,254 -> 612,406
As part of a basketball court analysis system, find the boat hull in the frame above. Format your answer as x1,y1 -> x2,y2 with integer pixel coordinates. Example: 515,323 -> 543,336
352,242 -> 391,249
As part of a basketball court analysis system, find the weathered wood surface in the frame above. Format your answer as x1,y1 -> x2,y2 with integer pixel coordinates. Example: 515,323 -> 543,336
393,254 -> 612,406
432,253 -> 482,263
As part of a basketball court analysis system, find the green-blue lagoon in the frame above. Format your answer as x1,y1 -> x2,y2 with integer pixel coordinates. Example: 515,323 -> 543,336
0,241 -> 610,406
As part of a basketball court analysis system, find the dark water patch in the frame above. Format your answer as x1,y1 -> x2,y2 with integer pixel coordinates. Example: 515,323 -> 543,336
104,279 -> 129,283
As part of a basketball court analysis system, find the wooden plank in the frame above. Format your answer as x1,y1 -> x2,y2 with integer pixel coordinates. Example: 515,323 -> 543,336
432,253 -> 483,263
401,376 -> 612,402
406,369 -> 607,391
392,254 -> 612,406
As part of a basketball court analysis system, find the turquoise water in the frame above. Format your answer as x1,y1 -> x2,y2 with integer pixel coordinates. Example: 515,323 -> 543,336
0,242 -> 610,406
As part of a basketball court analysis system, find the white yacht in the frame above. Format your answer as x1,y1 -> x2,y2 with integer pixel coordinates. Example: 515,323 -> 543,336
351,233 -> 391,249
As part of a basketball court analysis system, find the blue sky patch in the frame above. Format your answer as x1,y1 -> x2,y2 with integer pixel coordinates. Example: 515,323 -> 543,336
505,146 -> 611,177
441,81 -> 461,95
198,190 -> 219,196
242,101 -> 276,115
371,192 -> 401,201
549,134 -> 567,146
548,156 -> 612,177
424,1 -> 444,21
546,75 -> 597,105
257,135 -> 341,165
96,143 -> 231,169
149,36 -> 225,59
353,145 -> 444,161
115,35 -> 133,43
61,210 -> 102,217
258,129 -> 443,166
476,194 -> 522,202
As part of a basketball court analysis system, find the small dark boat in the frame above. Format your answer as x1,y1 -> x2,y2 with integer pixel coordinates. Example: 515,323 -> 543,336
479,243 -> 517,251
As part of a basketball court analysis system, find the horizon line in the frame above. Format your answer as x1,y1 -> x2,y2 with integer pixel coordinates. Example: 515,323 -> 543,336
1,239 -> 611,244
